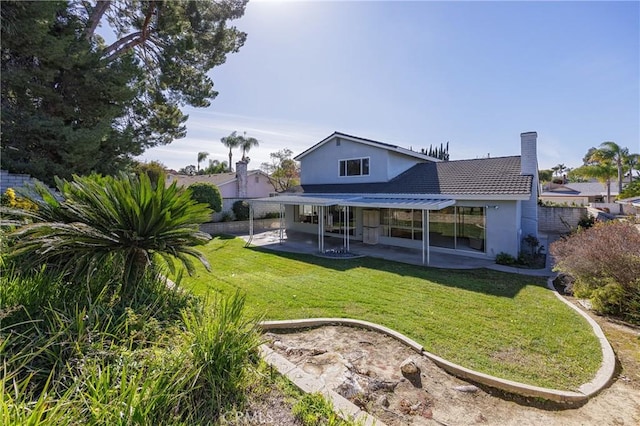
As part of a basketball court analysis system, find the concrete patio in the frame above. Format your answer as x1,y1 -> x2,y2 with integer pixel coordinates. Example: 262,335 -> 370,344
239,230 -> 554,277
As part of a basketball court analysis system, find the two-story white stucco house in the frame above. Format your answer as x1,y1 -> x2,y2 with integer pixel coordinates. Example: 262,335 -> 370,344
250,131 -> 540,264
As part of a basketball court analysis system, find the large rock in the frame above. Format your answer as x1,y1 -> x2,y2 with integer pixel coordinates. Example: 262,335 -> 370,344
400,358 -> 420,376
336,372 -> 363,399
453,384 -> 479,393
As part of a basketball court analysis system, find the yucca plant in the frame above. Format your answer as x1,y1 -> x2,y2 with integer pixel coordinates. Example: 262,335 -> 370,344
1,172 -> 212,291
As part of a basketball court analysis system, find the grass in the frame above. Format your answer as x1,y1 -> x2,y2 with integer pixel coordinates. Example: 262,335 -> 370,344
293,393 -> 358,426
181,236 -> 602,390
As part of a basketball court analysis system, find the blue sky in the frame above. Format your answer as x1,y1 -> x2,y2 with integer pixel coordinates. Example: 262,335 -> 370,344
137,0 -> 640,173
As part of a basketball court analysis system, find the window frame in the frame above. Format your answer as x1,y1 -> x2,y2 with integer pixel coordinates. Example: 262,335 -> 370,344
338,157 -> 370,177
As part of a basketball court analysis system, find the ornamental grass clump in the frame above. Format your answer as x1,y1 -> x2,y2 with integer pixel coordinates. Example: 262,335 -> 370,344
1,260 -> 261,424
550,221 -> 640,324
182,292 -> 262,417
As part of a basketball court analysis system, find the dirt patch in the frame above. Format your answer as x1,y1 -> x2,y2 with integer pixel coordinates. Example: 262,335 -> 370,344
265,324 -> 640,425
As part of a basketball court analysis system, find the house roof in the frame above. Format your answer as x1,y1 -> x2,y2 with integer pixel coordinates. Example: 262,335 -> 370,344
166,170 -> 267,188
294,131 -> 440,163
540,181 -> 621,197
616,196 -> 640,207
290,156 -> 532,198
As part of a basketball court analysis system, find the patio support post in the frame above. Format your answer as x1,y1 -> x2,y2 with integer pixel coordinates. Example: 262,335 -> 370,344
422,210 -> 426,265
422,209 -> 431,265
453,206 -> 457,250
318,205 -> 325,253
427,210 -> 430,265
317,205 -> 321,252
249,203 -> 254,240
346,205 -> 350,252
279,203 -> 284,243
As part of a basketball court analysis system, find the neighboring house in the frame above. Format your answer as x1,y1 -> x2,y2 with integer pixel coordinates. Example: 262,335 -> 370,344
166,161 -> 275,199
539,181 -> 621,206
616,196 -> 640,217
250,131 -> 540,263
167,160 -> 277,220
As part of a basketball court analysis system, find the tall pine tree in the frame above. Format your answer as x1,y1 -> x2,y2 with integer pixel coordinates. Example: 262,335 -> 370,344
1,1 -> 247,185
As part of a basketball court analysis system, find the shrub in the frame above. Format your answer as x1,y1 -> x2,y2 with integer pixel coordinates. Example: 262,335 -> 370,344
577,215 -> 595,229
1,187 -> 38,211
188,182 -> 223,212
1,173 -> 212,290
133,160 -> 166,186
550,221 -> 640,324
495,252 -> 516,266
232,200 -> 250,221
261,211 -> 281,219
618,179 -> 640,199
1,263 -> 260,424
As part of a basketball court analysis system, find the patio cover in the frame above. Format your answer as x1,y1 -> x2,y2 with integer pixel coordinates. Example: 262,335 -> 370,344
248,194 -> 456,265
249,194 -> 347,207
249,194 -> 454,210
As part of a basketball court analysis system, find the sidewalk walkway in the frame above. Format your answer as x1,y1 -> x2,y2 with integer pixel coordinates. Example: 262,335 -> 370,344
240,230 -> 554,277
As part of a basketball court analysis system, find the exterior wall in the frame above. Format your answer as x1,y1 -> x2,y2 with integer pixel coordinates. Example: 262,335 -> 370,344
215,175 -> 274,199
1,169 -> 39,194
200,218 -> 281,235
283,200 -> 521,258
386,151 -> 428,181
299,137 -> 421,184
236,161 -> 248,198
217,181 -> 238,198
539,195 -> 590,206
519,132 -> 538,239
538,206 -> 587,233
246,173 -> 276,198
479,200 -> 520,258
590,202 -> 628,215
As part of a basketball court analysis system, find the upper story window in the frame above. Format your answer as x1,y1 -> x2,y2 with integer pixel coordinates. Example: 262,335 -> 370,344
339,158 -> 370,177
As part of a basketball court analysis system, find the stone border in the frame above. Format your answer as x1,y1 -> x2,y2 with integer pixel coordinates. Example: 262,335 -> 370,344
259,345 -> 385,426
259,298 -> 616,404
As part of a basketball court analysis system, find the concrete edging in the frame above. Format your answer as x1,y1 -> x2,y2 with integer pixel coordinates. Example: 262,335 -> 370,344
259,311 -> 616,404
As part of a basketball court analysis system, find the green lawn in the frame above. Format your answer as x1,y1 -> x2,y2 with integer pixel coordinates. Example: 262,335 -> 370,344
180,236 -> 601,390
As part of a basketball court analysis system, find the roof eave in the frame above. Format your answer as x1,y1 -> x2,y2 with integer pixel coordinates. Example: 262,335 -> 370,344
294,132 -> 439,162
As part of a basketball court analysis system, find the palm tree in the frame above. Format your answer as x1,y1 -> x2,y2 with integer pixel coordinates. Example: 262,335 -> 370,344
599,141 -> 628,195
220,131 -> 241,172
201,159 -> 228,174
552,163 -> 567,178
2,173 -> 212,290
624,152 -> 639,183
572,161 -> 617,203
197,151 -> 209,172
238,131 -> 259,162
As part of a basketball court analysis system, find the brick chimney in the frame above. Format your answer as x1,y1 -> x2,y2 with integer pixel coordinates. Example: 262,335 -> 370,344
520,132 -> 539,240
236,160 -> 248,198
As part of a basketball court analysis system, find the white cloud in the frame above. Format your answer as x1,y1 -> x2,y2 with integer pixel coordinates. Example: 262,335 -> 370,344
137,109 -> 331,171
